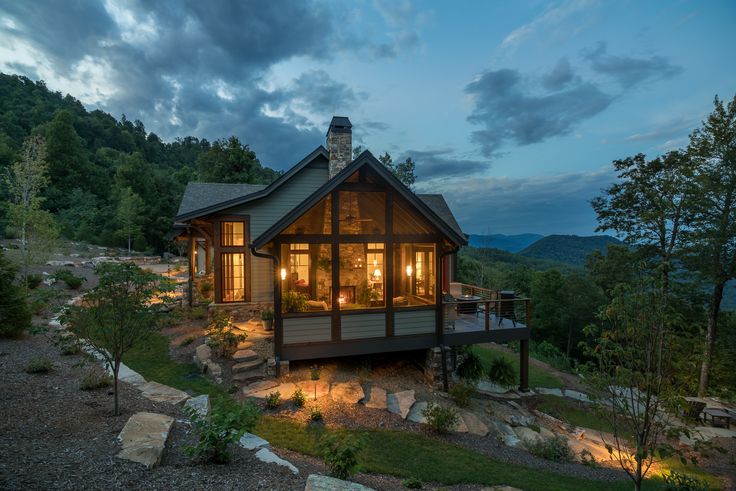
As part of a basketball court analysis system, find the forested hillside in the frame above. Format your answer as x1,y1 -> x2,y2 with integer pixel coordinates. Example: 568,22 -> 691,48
467,233 -> 543,252
0,73 -> 279,252
518,234 -> 621,265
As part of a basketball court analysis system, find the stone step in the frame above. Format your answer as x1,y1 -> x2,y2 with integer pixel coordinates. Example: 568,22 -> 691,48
233,370 -> 265,384
232,349 -> 259,362
117,412 -> 174,469
236,341 -> 254,350
242,379 -> 279,396
233,358 -> 265,373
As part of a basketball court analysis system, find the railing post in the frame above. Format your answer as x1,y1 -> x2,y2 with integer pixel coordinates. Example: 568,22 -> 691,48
519,339 -> 529,392
485,301 -> 490,330
525,298 -> 531,328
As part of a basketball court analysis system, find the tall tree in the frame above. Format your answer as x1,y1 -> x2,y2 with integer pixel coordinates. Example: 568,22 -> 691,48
685,95 -> 736,396
394,157 -> 416,189
116,187 -> 145,254
4,135 -> 58,286
591,151 -> 693,294
197,136 -> 278,184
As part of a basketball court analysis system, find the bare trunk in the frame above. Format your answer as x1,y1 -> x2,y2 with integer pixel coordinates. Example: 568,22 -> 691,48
566,324 -> 573,357
698,280 -> 725,396
128,235 -> 132,255
113,360 -> 121,416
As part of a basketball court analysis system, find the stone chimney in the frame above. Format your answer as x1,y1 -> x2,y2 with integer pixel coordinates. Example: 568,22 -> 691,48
327,116 -> 352,178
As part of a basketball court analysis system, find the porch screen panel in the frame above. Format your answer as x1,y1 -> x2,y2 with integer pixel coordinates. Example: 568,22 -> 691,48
221,253 -> 245,302
392,243 -> 436,307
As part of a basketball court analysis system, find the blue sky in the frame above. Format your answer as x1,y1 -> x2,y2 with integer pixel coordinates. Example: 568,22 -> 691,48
1,0 -> 734,236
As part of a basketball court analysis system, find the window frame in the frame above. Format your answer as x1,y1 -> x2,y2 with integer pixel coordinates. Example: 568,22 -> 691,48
214,215 -> 250,304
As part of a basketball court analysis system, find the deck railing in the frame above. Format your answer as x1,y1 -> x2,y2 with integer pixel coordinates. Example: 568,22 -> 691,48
443,282 -> 531,331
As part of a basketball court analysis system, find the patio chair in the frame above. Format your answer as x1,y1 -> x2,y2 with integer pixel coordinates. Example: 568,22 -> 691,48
497,290 -> 516,327
679,399 -> 706,423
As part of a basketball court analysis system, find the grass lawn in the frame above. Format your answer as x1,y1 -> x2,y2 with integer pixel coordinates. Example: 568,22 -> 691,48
534,394 -> 618,434
123,332 -> 225,398
255,416 -> 690,491
471,344 -> 565,388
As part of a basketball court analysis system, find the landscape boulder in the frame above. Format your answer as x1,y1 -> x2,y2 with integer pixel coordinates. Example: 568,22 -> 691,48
363,385 -> 387,410
387,390 -> 415,419
255,448 -> 298,474
305,474 -> 375,491
184,394 -> 210,418
330,381 -> 365,404
117,412 -> 174,469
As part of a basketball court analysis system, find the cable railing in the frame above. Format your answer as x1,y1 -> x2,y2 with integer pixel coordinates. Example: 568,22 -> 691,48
443,282 -> 530,331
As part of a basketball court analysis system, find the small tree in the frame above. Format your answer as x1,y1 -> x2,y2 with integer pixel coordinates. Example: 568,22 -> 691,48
115,186 -> 145,255
64,262 -> 173,415
4,135 -> 58,287
582,277 -> 685,491
0,249 -> 31,337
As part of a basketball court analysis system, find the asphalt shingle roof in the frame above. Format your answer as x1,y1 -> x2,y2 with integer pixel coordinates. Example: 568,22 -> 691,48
176,182 -> 267,218
417,194 -> 465,239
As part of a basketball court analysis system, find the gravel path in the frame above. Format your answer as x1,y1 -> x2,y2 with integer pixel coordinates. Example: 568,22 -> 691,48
0,334 -> 306,490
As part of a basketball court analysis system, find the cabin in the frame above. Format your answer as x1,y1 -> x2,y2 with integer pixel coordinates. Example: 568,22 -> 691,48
173,117 -> 531,389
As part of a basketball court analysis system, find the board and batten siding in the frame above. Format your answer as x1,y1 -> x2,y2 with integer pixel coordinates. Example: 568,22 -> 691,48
283,316 -> 332,344
341,313 -> 385,340
394,309 -> 436,335
221,163 -> 329,302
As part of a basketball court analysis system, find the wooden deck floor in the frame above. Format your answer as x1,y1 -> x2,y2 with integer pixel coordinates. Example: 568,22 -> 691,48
442,311 -> 529,346
445,312 -> 525,333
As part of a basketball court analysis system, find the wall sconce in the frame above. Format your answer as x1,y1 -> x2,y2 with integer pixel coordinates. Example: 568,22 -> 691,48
406,264 -> 413,277
280,268 -> 286,281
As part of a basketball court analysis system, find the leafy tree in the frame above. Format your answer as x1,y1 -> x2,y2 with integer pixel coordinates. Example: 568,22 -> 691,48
684,95 -> 736,396
63,263 -> 173,415
197,136 -> 278,184
116,187 -> 145,254
585,244 -> 639,298
4,135 -> 58,286
394,157 -> 416,189
352,145 -> 363,159
591,151 -> 693,294
0,249 -> 31,337
582,278 -> 686,491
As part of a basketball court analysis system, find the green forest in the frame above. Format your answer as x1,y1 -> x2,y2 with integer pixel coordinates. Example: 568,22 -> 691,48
0,73 -> 279,253
458,94 -> 736,400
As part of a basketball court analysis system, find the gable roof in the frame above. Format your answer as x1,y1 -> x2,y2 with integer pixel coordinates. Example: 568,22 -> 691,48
175,145 -> 329,221
417,194 -> 465,240
177,183 -> 266,218
252,150 -> 467,248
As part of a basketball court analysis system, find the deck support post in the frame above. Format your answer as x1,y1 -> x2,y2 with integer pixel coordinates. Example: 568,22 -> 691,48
519,338 -> 530,392
187,231 -> 194,307
441,345 -> 449,392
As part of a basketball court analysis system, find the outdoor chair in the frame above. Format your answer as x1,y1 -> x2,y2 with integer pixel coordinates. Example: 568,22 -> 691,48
679,399 -> 706,423
497,290 -> 517,327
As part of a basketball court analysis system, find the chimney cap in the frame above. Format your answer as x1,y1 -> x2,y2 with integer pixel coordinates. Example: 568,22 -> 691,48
327,116 -> 352,136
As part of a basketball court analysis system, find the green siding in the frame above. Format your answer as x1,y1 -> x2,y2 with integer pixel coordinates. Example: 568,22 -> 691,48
283,316 -> 331,344
394,309 -> 436,335
341,313 -> 385,340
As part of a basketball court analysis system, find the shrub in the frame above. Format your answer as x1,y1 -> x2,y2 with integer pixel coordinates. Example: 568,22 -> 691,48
292,387 -> 306,408
25,357 -> 52,374
25,274 -> 43,289
579,449 -> 597,467
180,335 -> 197,347
56,333 -> 83,355
184,399 -> 260,464
456,350 -> 485,382
488,356 -> 516,386
662,471 -> 709,491
265,391 -> 281,409
310,405 -> 323,422
450,382 -> 474,408
205,309 -> 245,357
80,371 -> 112,390
321,433 -> 362,479
532,341 -> 574,372
189,306 -> 207,319
282,291 -> 308,313
53,269 -> 85,289
422,403 -> 459,433
0,250 -> 31,337
526,435 -> 574,462
402,477 -> 423,489
261,308 -> 274,321
199,282 -> 213,297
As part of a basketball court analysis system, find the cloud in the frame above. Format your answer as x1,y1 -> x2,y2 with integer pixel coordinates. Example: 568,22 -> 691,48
502,0 -> 595,49
584,41 -> 683,88
421,167 -> 616,235
464,66 -> 613,157
404,149 -> 491,180
624,116 -> 698,144
371,0 -> 430,58
0,0 -> 397,169
542,57 -> 575,90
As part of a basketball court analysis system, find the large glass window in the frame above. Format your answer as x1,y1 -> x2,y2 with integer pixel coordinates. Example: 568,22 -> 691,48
284,195 -> 332,235
392,243 -> 435,307
221,221 -> 245,246
393,197 -> 434,235
280,243 -> 332,313
221,253 -> 245,302
338,191 -> 385,235
338,243 -> 385,309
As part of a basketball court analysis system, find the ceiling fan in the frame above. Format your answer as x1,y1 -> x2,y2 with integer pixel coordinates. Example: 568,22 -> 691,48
339,198 -> 373,223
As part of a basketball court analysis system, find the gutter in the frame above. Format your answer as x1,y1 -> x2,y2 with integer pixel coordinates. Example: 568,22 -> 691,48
249,245 -> 283,367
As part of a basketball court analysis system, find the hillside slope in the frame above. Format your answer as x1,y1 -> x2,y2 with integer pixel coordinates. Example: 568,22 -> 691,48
519,235 -> 621,266
468,234 -> 544,253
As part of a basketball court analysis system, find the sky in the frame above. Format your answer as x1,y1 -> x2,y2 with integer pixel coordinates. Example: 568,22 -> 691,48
1,0 -> 734,236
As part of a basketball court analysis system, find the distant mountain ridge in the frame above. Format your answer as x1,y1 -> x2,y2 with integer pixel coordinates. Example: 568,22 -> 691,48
468,233 -> 544,253
518,234 -> 621,266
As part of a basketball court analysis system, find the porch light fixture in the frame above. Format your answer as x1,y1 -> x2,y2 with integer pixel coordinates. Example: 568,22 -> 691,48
406,264 -> 413,277
280,268 -> 286,281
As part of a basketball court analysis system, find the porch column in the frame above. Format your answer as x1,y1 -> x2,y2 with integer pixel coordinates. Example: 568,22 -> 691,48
187,231 -> 194,307
519,339 -> 529,392
204,238 -> 211,275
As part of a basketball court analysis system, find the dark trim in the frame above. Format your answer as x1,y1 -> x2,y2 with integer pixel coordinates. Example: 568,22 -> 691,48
275,233 -> 441,244
175,146 -> 330,221
252,150 -> 467,248
213,215 -> 251,304
250,246 -> 281,359
385,191 -> 394,337
331,191 -> 340,342
443,327 -> 531,346
281,333 -> 438,361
